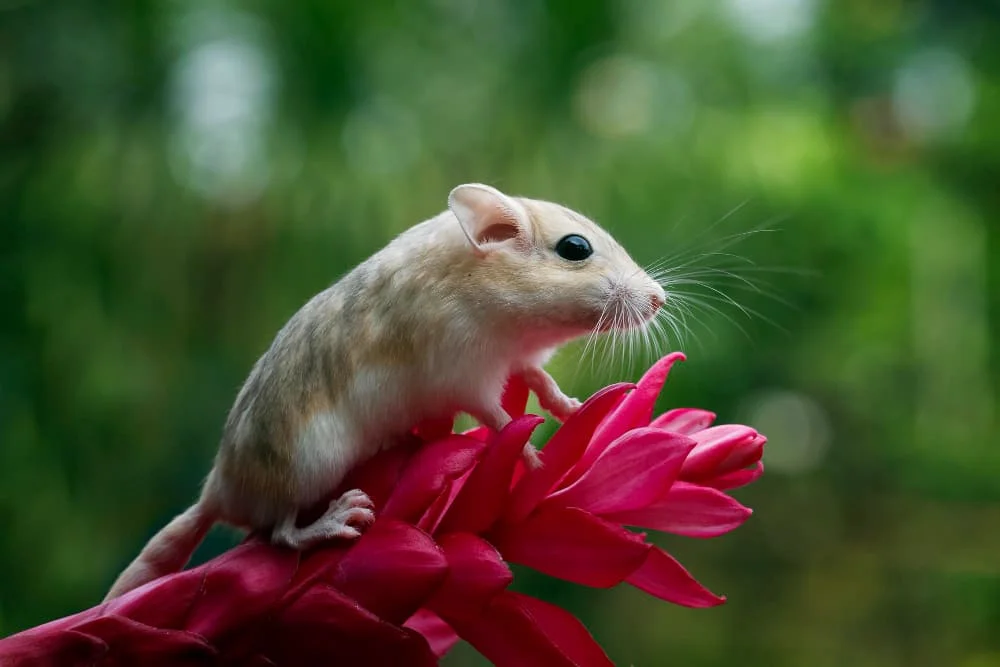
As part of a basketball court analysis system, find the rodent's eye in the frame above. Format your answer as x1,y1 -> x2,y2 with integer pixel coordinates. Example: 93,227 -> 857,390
555,234 -> 593,261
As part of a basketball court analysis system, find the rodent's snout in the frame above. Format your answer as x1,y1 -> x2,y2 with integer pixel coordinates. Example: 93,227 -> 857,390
649,292 -> 665,313
646,283 -> 666,316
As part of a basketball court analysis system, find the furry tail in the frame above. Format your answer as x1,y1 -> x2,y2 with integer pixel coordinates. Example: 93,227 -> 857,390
104,501 -> 216,601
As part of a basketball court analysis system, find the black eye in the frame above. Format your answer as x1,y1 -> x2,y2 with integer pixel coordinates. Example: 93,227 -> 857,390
555,234 -> 593,261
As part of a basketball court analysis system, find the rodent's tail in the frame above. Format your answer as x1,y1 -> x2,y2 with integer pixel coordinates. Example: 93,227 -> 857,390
103,500 -> 216,601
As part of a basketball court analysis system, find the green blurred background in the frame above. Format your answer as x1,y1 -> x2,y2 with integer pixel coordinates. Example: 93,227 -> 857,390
2,0 -> 999,664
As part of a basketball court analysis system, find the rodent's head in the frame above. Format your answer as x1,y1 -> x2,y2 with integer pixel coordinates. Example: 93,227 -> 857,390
447,183 -> 665,345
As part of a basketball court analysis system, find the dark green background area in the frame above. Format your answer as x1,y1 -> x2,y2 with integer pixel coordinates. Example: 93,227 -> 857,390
2,1 -> 998,665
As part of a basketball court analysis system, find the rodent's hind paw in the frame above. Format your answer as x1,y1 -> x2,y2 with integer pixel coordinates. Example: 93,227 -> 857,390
521,443 -> 544,470
271,489 -> 376,549
551,396 -> 583,422
336,488 -> 375,510
326,489 -> 376,532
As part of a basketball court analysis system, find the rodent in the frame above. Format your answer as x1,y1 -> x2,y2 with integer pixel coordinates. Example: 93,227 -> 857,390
104,183 -> 666,600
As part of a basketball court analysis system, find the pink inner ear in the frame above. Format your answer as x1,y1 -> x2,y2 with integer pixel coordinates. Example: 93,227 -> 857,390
479,222 -> 519,244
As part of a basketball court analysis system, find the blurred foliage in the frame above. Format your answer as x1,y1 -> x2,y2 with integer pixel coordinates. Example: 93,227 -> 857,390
2,0 -> 999,665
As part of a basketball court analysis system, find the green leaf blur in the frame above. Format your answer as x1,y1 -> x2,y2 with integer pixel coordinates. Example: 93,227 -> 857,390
2,1 -> 998,665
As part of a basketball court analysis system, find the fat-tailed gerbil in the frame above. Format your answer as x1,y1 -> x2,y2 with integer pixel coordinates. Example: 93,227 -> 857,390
104,183 -> 666,600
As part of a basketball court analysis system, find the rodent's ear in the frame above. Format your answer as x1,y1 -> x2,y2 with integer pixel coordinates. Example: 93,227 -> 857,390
448,183 -> 528,256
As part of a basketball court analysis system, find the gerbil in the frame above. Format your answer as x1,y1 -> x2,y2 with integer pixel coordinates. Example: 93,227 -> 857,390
104,183 -> 666,600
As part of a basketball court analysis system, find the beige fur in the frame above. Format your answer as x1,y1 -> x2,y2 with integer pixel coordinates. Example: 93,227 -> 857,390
104,183 -> 665,600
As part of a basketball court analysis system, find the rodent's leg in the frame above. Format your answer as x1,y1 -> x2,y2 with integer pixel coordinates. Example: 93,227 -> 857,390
469,403 -> 543,469
469,403 -> 512,432
518,366 -> 582,422
271,489 -> 375,550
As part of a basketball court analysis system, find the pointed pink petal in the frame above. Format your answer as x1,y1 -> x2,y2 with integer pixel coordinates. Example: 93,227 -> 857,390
381,434 -> 487,523
438,591 -> 613,667
718,433 -> 765,473
436,416 -> 545,534
505,383 -> 633,524
502,373 -> 531,418
271,585 -> 438,666
404,609 -> 460,659
416,470 -> 470,533
681,425 -> 762,481
491,505 -> 650,587
651,407 -> 716,434
569,353 -> 686,482
703,461 -> 765,490
547,428 -> 695,515
627,546 -> 726,608
333,520 -> 448,625
603,481 -> 753,538
430,533 -> 513,618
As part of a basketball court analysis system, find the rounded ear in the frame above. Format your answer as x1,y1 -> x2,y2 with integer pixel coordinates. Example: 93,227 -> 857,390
448,183 -> 529,255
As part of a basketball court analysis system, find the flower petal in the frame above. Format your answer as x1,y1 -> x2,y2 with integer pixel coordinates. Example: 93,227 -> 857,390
404,609 -> 459,659
269,585 -> 438,666
627,546 -> 725,608
702,460 -> 765,490
502,373 -> 531,418
491,505 -> 650,587
339,440 -> 419,512
430,533 -> 513,618
102,564 -> 208,630
413,415 -> 457,441
461,425 -> 491,441
505,383 -> 634,524
181,541 -> 300,638
381,434 -> 486,523
436,415 -> 545,534
333,520 -> 448,625
570,353 -> 686,481
547,428 -> 695,515
439,591 -> 613,667
680,425 -> 762,481
105,540 -> 298,637
71,615 -> 216,665
650,407 -> 716,434
416,470 -> 470,533
603,481 -> 752,538
0,627 -> 106,667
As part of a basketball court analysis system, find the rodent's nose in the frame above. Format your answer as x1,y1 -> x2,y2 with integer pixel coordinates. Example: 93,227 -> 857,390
649,291 -> 665,313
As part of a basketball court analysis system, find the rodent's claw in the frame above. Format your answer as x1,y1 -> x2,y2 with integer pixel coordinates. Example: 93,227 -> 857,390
521,443 -> 544,470
551,397 -> 583,423
337,525 -> 363,540
314,489 -> 376,540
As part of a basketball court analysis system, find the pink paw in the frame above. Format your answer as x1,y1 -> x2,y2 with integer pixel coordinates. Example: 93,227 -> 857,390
323,489 -> 375,539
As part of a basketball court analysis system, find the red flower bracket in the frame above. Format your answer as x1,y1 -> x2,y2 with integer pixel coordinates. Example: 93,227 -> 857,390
1,353 -> 765,667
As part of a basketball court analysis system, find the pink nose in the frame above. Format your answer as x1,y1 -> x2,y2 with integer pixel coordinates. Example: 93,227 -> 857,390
649,292 -> 665,312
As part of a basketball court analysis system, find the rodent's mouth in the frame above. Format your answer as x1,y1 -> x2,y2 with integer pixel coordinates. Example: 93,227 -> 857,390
595,295 -> 663,332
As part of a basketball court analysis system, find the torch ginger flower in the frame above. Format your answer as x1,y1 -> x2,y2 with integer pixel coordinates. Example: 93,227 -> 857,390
0,352 -> 765,666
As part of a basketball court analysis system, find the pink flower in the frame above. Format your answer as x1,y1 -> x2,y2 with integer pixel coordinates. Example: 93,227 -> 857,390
0,353 -> 765,667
